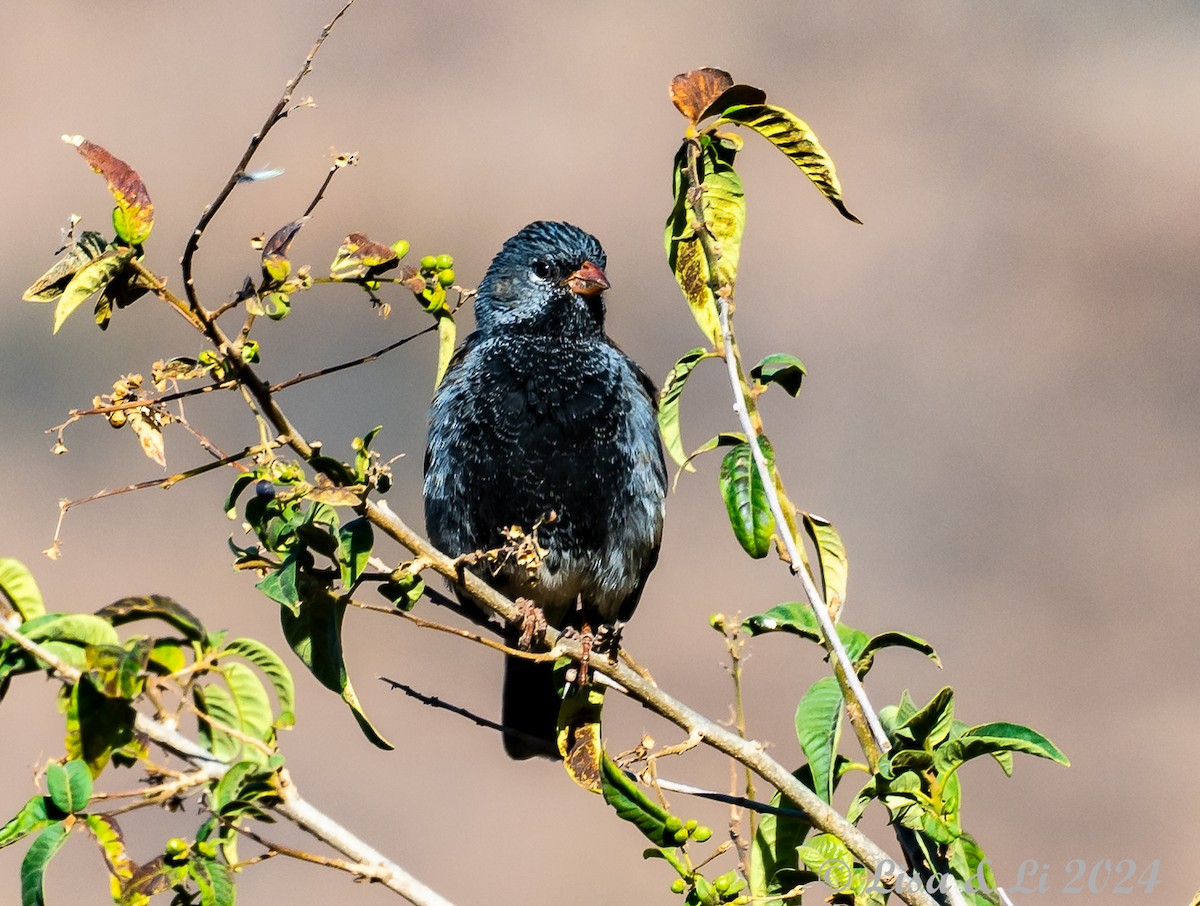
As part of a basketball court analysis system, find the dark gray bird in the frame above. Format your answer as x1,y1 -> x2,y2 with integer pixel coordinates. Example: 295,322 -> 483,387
423,221 -> 666,759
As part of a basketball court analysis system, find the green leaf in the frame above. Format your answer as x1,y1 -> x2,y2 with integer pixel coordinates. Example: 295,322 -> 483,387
66,675 -> 135,776
208,662 -> 275,759
336,517 -> 373,590
717,103 -> 861,224
802,514 -> 848,615
256,553 -> 301,615
599,752 -> 676,846
676,432 -> 744,482
741,602 -> 869,662
895,686 -> 955,749
281,592 -> 392,749
0,797 -> 52,850
193,681 -> 241,762
95,595 -> 206,642
935,722 -> 1070,773
855,630 -> 941,677
947,833 -> 1001,906
21,613 -> 120,649
657,348 -> 714,468
749,779 -> 814,897
797,833 -> 854,893
53,247 -> 134,334
46,761 -> 92,815
20,822 -> 70,906
224,473 -> 260,518
719,438 -> 776,558
751,353 -> 806,398
0,559 -> 45,620
795,676 -> 843,803
22,231 -> 109,302
189,856 -> 236,906
66,135 -> 155,244
223,638 -> 296,729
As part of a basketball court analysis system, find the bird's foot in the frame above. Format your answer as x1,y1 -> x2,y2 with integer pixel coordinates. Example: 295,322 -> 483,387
512,597 -> 548,650
560,622 -> 604,686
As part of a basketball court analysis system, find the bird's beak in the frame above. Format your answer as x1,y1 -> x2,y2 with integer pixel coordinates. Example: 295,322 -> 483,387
563,260 -> 609,296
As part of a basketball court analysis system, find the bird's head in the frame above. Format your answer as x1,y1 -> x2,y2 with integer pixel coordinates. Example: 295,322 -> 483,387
474,221 -> 610,337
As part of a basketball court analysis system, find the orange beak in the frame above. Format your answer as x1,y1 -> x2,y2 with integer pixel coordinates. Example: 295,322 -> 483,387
564,260 -> 609,296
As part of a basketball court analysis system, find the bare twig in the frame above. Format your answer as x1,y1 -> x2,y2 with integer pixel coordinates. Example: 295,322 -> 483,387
179,0 -> 357,312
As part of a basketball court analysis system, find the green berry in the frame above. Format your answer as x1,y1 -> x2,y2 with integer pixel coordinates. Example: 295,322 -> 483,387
714,875 -> 730,892
665,816 -> 683,832
669,879 -> 687,894
673,828 -> 689,844
435,253 -> 454,270
420,255 -> 437,271
391,239 -> 410,258
684,819 -> 698,831
692,826 -> 713,843
165,838 -> 189,861
437,268 -> 456,288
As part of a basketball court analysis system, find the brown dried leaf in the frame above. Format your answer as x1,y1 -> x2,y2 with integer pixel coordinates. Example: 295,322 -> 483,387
63,135 -> 154,244
670,68 -> 734,124
127,410 -> 166,467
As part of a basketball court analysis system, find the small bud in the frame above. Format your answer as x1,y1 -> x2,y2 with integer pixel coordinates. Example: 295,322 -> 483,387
692,826 -> 713,843
420,255 -> 437,271
669,879 -> 687,894
392,239 -> 411,258
435,253 -> 454,270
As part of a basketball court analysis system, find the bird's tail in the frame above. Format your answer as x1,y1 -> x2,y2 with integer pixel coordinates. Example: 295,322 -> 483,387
501,654 -> 562,760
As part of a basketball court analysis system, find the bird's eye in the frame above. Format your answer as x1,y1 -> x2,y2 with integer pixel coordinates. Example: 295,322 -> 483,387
531,259 -> 553,280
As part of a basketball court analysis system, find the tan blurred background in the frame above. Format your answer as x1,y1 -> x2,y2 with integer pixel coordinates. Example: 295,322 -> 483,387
3,1 -> 1198,903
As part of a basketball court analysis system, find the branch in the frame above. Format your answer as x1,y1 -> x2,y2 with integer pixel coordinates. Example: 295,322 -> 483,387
681,136 -> 890,757
0,617 -> 455,906
361,501 -> 937,906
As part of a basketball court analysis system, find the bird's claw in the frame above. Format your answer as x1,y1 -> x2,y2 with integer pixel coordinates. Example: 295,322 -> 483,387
512,598 -> 548,650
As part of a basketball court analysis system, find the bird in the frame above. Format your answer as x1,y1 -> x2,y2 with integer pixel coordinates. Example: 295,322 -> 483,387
423,220 -> 666,759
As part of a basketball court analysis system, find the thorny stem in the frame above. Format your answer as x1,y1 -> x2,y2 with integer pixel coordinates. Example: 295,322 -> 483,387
681,135 -> 890,761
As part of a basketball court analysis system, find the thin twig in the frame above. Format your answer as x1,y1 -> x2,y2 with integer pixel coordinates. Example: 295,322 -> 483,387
179,0 -> 357,312
268,323 -> 436,393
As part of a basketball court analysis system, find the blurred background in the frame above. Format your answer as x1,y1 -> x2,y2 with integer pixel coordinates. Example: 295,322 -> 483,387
3,1 -> 1197,903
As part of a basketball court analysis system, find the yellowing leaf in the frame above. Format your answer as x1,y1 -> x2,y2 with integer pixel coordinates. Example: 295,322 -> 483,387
63,135 -> 154,244
23,232 -> 108,302
329,232 -> 400,281
434,312 -> 456,388
53,248 -> 133,334
657,348 -> 715,468
802,514 -> 848,618
261,218 -> 307,285
717,104 -> 861,224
